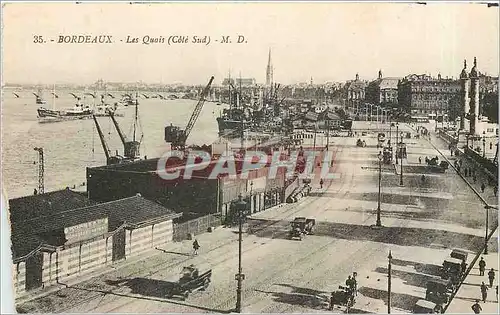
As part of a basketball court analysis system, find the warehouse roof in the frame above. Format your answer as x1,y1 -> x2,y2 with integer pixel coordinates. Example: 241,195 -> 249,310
8,188 -> 97,223
9,192 -> 180,260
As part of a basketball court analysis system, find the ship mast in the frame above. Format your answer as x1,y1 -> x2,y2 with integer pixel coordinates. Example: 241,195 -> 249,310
52,84 -> 56,111
228,69 -> 232,110
133,91 -> 138,143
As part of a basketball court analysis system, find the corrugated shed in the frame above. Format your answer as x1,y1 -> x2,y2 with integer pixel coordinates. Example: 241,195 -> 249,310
9,194 -> 179,259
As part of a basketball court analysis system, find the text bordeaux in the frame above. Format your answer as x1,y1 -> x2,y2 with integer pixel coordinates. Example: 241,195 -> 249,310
58,35 -> 113,44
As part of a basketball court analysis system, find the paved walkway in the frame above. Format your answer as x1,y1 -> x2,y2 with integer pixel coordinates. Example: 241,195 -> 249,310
446,237 -> 499,314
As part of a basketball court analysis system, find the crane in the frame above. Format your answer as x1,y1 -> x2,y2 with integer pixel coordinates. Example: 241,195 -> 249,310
108,109 -> 141,160
92,115 -> 122,165
33,147 -> 44,194
165,76 -> 215,150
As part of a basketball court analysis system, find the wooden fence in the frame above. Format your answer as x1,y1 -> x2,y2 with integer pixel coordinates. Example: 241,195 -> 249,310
172,214 -> 222,242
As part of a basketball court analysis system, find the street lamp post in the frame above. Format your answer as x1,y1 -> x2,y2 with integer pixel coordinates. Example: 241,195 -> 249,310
395,123 -> 399,165
482,132 -> 486,158
376,152 -> 383,227
235,194 -> 247,313
399,132 -> 404,186
484,205 -> 490,255
388,251 -> 393,314
249,181 -> 254,213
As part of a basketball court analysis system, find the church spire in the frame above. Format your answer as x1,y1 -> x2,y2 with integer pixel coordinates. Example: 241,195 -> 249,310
460,59 -> 468,79
266,48 -> 273,86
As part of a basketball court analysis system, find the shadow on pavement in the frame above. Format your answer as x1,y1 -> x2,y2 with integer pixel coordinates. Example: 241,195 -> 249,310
275,283 -> 328,297
254,288 -> 327,310
374,267 -> 440,288
390,259 -> 443,277
247,218 -> 492,252
155,249 -> 191,257
358,286 -> 420,312
345,307 -> 373,314
105,278 -> 176,298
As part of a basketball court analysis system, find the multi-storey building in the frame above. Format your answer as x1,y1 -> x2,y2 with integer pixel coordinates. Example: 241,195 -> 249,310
398,73 -> 461,119
222,78 -> 257,86
344,73 -> 367,110
365,70 -> 400,106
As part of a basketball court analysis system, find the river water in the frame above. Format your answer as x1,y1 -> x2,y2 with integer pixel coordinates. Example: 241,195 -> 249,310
1,89 -> 225,199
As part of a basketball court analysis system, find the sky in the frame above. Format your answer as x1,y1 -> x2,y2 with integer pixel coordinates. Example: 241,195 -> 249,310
2,1 -> 499,85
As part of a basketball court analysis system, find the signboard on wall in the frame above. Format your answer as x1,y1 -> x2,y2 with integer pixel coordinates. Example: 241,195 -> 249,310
64,217 -> 108,243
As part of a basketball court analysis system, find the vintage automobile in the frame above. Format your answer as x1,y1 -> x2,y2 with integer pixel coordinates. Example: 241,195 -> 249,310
413,299 -> 444,313
450,249 -> 468,264
383,147 -> 393,164
442,257 -> 464,286
356,139 -> 367,147
425,278 -> 451,305
165,265 -> 212,300
289,217 -> 315,240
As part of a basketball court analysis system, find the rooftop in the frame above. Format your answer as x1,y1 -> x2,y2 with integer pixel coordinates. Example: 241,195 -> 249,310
9,191 -> 179,259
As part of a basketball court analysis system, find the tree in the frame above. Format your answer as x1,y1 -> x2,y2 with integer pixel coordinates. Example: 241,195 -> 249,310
481,92 -> 498,123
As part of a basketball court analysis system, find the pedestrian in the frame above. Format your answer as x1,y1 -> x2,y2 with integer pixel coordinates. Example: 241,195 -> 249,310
488,268 -> 495,288
320,178 -> 324,189
345,275 -> 352,288
496,285 -> 498,302
192,239 -> 200,256
329,292 -> 335,310
481,183 -> 486,193
418,156 -> 422,164
479,257 -> 486,276
471,300 -> 482,314
480,281 -> 488,303
494,186 -> 497,197
351,272 -> 358,296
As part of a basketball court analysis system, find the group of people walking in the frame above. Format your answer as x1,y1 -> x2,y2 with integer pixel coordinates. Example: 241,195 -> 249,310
453,159 -> 497,196
471,257 -> 497,313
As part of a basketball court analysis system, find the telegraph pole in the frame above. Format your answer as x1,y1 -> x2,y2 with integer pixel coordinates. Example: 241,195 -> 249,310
34,147 -> 44,194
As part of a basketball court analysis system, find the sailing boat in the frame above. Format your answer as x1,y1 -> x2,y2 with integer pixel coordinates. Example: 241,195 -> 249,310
93,84 -> 124,117
33,88 -> 47,104
37,85 -> 93,122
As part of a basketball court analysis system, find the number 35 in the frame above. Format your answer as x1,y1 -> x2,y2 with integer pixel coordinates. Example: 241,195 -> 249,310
33,35 -> 44,43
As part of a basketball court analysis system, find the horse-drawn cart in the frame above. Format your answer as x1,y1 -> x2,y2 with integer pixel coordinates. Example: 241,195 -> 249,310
165,265 -> 212,300
332,285 -> 356,313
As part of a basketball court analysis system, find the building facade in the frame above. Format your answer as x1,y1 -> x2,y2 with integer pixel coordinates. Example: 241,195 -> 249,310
344,73 -> 367,110
365,70 -> 400,106
222,78 -> 257,86
398,73 -> 461,119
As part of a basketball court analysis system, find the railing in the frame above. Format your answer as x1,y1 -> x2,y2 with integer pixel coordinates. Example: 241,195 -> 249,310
464,147 -> 498,180
172,213 -> 222,242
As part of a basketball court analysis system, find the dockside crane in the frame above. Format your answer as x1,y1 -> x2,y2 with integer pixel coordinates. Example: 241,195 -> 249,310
165,76 -> 215,150
92,114 -> 122,165
33,147 -> 44,194
108,109 -> 142,160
